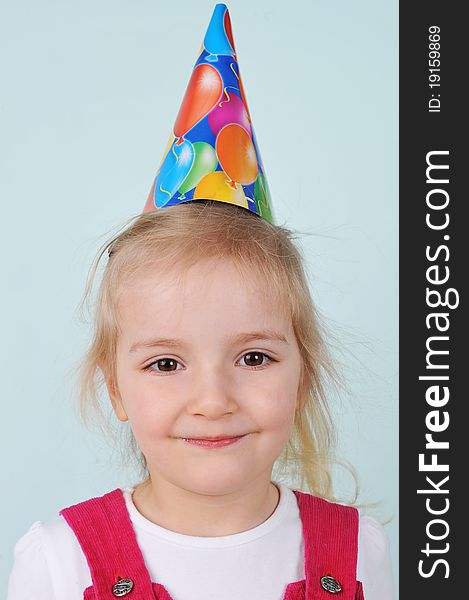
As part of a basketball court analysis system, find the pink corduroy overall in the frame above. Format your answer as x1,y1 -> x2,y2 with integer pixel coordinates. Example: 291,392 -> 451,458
60,488 -> 364,600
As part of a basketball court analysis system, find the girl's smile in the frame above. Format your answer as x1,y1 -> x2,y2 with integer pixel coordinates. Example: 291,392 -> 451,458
179,434 -> 248,448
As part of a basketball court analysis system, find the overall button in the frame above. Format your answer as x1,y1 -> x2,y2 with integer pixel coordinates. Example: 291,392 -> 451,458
320,575 -> 342,594
112,577 -> 134,596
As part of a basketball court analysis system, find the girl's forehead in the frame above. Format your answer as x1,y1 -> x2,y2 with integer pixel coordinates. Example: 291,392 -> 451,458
116,258 -> 292,329
121,258 -> 281,299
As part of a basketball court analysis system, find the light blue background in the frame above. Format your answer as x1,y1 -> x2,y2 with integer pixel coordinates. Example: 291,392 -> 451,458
1,0 -> 398,594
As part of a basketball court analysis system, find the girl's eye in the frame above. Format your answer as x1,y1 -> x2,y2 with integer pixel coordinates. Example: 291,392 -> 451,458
145,358 -> 183,373
144,352 -> 273,374
238,352 -> 272,369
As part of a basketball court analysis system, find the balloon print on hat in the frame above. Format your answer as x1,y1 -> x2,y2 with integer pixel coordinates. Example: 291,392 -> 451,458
223,6 -> 236,53
173,64 -> 223,143
144,133 -> 176,212
216,123 -> 258,186
229,60 -> 251,121
253,171 -> 273,223
178,141 -> 218,199
204,3 -> 235,62
194,171 -> 248,208
208,91 -> 251,137
153,140 -> 195,208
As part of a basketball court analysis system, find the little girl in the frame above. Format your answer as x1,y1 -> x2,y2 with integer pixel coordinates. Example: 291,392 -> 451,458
7,4 -> 393,599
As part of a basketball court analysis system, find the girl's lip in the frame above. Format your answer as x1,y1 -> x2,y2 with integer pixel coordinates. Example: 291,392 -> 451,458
180,435 -> 247,448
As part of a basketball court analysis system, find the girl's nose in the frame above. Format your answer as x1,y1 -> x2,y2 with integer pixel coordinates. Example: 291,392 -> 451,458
186,366 -> 237,417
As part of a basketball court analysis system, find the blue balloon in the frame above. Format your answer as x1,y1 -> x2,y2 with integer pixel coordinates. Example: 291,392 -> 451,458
203,4 -> 233,58
154,139 -> 195,208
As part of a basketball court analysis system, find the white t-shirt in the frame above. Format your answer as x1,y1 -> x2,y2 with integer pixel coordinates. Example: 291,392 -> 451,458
7,481 -> 394,600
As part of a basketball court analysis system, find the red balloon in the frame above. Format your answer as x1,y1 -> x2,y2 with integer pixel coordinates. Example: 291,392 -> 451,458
216,124 -> 258,185
224,10 -> 236,54
174,64 -> 223,139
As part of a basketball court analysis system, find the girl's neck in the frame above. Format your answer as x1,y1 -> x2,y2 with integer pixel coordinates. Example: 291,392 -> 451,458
131,478 -> 280,537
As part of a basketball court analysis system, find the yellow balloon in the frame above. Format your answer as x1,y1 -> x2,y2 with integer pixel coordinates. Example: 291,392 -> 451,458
194,171 -> 248,208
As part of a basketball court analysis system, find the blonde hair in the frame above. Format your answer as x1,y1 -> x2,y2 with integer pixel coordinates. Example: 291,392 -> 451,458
77,200 -> 351,502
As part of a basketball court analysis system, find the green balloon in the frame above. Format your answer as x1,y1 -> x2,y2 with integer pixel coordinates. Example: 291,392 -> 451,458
254,172 -> 274,224
178,141 -> 218,198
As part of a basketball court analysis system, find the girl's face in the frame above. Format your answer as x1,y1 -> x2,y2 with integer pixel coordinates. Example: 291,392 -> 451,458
108,258 -> 303,496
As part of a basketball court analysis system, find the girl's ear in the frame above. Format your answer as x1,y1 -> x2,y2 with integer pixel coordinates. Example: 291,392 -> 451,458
105,376 -> 129,422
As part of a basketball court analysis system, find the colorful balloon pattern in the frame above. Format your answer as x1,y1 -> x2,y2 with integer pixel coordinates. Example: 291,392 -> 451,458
144,3 -> 275,224
178,141 -> 218,198
173,64 -> 223,140
194,171 -> 248,208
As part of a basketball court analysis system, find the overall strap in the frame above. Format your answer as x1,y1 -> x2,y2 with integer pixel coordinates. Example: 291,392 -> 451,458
60,489 -> 155,599
293,490 -> 360,600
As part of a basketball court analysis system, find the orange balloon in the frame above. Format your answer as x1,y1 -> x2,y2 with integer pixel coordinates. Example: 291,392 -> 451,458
216,124 -> 258,185
174,64 -> 223,138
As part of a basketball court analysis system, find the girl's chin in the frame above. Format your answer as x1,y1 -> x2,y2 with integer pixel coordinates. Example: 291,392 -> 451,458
148,471 -> 261,497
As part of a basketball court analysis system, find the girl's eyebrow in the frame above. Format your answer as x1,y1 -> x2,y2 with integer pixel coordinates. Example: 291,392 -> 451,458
129,329 -> 288,353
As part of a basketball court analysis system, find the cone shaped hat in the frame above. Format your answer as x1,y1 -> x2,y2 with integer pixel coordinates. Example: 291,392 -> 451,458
143,3 -> 274,224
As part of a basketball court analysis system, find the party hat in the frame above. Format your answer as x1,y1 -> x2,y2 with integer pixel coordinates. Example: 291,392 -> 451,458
143,3 -> 274,224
